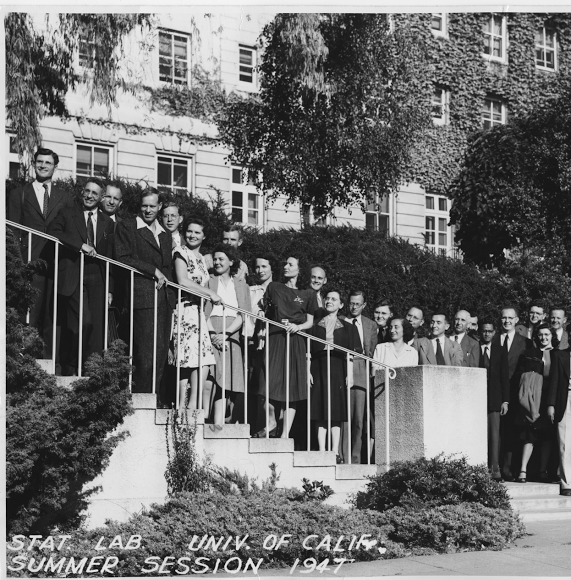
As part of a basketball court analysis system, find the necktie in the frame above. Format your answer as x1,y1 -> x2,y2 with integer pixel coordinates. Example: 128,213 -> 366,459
436,338 -> 446,365
87,212 -> 95,247
503,334 -> 509,354
42,184 -> 49,219
454,335 -> 458,342
483,346 -> 490,370
353,318 -> 363,350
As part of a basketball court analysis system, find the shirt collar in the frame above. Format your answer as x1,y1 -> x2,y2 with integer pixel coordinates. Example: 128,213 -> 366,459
136,216 -> 165,235
455,332 -> 465,342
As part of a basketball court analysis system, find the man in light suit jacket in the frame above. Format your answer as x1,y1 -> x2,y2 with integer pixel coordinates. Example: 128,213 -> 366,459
417,314 -> 464,366
48,178 -> 115,375
547,349 -> 571,496
7,148 -> 74,357
550,307 -> 569,350
341,290 -> 378,464
115,189 -> 174,396
453,309 -> 480,367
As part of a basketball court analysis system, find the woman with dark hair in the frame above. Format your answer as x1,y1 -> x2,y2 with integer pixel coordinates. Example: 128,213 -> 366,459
515,322 -> 557,483
205,244 -> 251,426
310,290 -> 361,463
255,256 -> 318,439
169,216 -> 220,411
372,318 -> 419,370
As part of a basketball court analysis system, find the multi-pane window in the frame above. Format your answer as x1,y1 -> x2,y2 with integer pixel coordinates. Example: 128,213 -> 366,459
536,27 -> 557,70
431,13 -> 447,37
482,15 -> 507,61
231,167 -> 261,226
432,86 -> 449,125
157,156 -> 190,193
239,45 -> 256,84
482,97 -> 506,129
425,194 -> 452,256
8,135 -> 21,180
76,144 -> 111,177
159,31 -> 190,85
78,29 -> 95,68
366,194 -> 391,236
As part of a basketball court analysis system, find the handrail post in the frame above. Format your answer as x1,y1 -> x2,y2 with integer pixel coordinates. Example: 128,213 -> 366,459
128,271 -> 134,392
78,252 -> 85,377
265,320 -> 270,439
198,297 -> 204,412
52,243 -> 59,375
222,305 -> 227,425
307,336 -> 311,451
26,231 -> 32,325
152,284 -> 158,396
347,352 -> 352,465
243,312 -> 248,426
327,345 -> 331,452
285,330 -> 290,439
384,365 -> 390,470
366,359 -> 371,465
176,287 -> 182,409
104,261 -> 110,352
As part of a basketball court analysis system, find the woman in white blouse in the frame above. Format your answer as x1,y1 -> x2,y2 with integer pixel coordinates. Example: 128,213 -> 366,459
373,318 -> 419,370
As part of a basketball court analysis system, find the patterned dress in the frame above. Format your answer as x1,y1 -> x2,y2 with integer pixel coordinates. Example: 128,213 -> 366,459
169,245 -> 216,368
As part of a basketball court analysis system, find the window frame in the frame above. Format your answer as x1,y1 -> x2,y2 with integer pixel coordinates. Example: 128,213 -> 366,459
156,154 -> 192,195
158,29 -> 191,86
238,44 -> 257,89
230,166 -> 263,227
481,14 -> 508,64
535,26 -> 558,72
431,85 -> 450,126
78,28 -> 96,70
365,193 -> 393,237
430,13 -> 448,38
75,142 -> 114,178
7,134 -> 22,180
424,193 -> 454,257
481,96 -> 507,130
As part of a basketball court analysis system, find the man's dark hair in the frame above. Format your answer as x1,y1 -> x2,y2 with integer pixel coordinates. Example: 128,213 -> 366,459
529,299 -> 546,313
502,305 -> 520,318
140,187 -> 164,205
85,177 -> 105,190
550,305 -> 567,316
479,318 -> 497,330
106,179 -> 123,195
34,148 -> 59,166
348,290 -> 366,302
374,298 -> 393,312
212,243 -> 240,277
432,312 -> 449,324
223,224 -> 244,239
408,305 -> 424,320
400,319 -> 415,344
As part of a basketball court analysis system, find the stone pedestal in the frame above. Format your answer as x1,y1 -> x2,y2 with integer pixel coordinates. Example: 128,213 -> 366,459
374,365 -> 487,471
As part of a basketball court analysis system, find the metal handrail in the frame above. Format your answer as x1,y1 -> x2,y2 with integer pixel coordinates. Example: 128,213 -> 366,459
7,219 -> 397,377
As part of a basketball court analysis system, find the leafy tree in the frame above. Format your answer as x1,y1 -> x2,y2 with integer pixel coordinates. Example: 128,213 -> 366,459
449,79 -> 571,268
217,13 -> 433,218
5,13 -> 155,170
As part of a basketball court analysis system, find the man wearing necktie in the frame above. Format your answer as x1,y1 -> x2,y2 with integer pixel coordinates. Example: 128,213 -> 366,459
310,266 -> 327,320
488,306 -> 529,480
7,148 -> 74,358
48,178 -> 115,375
429,314 -> 464,366
479,320 -> 496,375
453,309 -> 481,368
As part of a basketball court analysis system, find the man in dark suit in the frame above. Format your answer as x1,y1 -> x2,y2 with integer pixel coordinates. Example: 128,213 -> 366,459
373,299 -> 393,344
416,313 -> 464,366
48,178 -> 115,375
7,148 -> 74,357
453,309 -> 480,367
493,306 -> 529,480
547,349 -> 571,496
550,307 -> 569,350
479,319 -> 497,377
115,189 -> 174,396
310,265 -> 327,320
341,290 -> 377,463
100,181 -> 123,227
516,300 -> 546,340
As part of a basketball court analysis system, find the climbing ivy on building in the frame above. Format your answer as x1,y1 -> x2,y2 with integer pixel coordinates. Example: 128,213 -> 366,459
400,12 -> 571,195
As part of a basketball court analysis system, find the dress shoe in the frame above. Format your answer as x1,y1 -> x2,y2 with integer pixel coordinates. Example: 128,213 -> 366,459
560,489 -> 571,496
516,471 -> 526,483
252,425 -> 278,438
502,471 -> 514,482
336,454 -> 343,465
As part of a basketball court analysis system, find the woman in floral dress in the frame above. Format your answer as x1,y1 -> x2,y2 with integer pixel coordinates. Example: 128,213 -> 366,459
170,216 -> 221,411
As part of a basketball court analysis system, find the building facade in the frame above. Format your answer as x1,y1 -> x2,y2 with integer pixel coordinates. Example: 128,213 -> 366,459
7,11 -> 571,257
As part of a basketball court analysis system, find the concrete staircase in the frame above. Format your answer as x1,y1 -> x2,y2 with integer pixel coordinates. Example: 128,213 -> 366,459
37,358 -> 84,388
505,482 -> 571,522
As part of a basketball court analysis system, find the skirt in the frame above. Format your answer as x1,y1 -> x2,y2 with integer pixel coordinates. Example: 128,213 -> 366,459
168,302 -> 216,368
310,350 -> 348,422
258,329 -> 309,402
208,316 -> 245,393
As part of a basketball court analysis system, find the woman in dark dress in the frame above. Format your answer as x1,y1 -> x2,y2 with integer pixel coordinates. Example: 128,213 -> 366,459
255,257 -> 317,439
310,290 -> 361,463
515,322 -> 557,483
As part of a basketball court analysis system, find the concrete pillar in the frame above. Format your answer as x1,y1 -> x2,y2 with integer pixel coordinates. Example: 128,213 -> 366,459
374,366 -> 487,471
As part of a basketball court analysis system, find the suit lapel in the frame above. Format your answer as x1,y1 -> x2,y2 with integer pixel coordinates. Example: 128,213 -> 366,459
443,337 -> 452,365
75,207 -> 88,243
422,339 -> 436,364
96,211 -> 106,246
560,350 -> 571,382
138,226 -> 160,252
24,184 -> 43,217
46,186 -> 64,219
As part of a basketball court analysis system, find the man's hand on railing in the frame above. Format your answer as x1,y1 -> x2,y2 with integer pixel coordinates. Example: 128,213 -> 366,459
155,268 -> 167,290
81,243 -> 97,257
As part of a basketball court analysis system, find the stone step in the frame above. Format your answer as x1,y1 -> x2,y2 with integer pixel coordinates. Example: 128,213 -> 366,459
511,494 -> 571,512
294,451 -> 336,467
202,424 -> 250,439
131,393 -> 157,409
37,358 -> 54,373
155,409 -> 205,425
249,438 -> 294,453
518,508 -> 571,522
335,464 -> 377,480
504,482 -> 561,498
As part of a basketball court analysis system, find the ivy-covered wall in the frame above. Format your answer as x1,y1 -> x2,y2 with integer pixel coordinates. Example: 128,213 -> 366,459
399,12 -> 571,195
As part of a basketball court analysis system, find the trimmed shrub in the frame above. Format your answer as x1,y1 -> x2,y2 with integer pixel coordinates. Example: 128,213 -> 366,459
354,455 -> 512,511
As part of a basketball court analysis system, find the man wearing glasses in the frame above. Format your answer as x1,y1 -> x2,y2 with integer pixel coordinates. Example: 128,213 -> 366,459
48,178 -> 115,375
